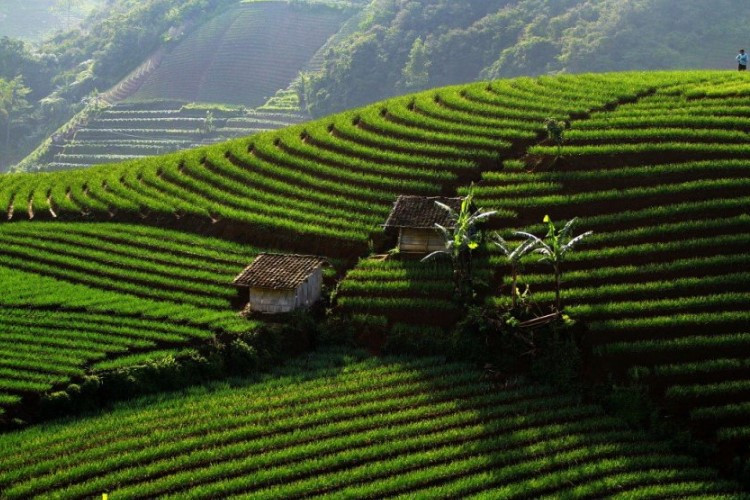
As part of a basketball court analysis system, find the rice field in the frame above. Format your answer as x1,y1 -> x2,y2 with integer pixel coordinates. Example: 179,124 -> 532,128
45,104 -> 308,171
3,72 -> 708,255
0,223 -> 260,417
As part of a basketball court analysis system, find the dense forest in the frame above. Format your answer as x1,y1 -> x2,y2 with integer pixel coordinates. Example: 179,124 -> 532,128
304,0 -> 748,116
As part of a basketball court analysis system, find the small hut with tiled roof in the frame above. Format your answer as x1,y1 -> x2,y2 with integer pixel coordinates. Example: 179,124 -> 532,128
383,195 -> 464,254
232,254 -> 328,314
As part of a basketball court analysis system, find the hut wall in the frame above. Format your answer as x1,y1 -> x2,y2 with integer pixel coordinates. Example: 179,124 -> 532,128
295,268 -> 323,308
249,288 -> 297,314
399,228 -> 445,254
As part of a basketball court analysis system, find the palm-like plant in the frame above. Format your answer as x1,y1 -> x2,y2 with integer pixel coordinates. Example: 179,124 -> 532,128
517,215 -> 593,312
544,117 -> 569,158
422,191 -> 496,301
491,233 -> 538,309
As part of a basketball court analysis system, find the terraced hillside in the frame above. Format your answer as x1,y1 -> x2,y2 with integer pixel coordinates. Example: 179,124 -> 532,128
471,80 -> 750,459
132,1 -> 350,107
2,73 -> 693,258
2,71 -> 750,489
47,103 -> 308,170
0,348 -> 741,498
0,223 -> 261,419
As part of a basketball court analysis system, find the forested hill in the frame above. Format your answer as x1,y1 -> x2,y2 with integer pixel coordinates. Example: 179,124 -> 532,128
305,0 -> 747,116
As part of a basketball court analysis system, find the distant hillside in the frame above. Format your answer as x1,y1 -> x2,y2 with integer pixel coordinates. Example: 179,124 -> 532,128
0,0 -> 102,41
132,1 -> 351,107
305,0 -> 748,116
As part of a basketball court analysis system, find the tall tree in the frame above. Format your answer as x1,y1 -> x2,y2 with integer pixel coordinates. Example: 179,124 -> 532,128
517,216 -> 593,312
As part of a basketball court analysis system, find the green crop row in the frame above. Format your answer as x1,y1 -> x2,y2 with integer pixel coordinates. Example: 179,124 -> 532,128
0,348 -> 736,498
573,115 -> 750,130
530,141 -> 750,158
566,127 -> 750,143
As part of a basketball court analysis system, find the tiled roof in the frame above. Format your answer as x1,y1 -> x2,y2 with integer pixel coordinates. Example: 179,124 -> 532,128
232,254 -> 327,289
383,196 -> 464,229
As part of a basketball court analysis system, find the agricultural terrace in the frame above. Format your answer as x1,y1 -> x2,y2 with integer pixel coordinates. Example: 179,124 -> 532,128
471,79 -> 750,459
132,1 -> 350,107
2,70 -> 750,476
0,222 -> 264,420
0,73 -> 706,258
335,255 -> 491,351
47,102 -> 308,170
0,348 -> 741,498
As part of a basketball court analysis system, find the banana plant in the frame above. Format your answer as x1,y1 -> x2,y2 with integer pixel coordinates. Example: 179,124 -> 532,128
422,190 -> 496,301
517,215 -> 593,312
491,232 -> 539,309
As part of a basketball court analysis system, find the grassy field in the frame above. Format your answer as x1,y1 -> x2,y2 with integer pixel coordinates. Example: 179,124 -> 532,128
2,70 -> 750,492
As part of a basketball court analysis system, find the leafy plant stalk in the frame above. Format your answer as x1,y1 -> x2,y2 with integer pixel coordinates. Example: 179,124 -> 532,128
422,189 -> 495,302
517,215 -> 593,312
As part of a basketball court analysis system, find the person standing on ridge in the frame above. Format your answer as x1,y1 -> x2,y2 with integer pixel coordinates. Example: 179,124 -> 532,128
738,49 -> 748,71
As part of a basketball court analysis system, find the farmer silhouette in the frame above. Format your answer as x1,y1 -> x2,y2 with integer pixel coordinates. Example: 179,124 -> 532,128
738,49 -> 748,71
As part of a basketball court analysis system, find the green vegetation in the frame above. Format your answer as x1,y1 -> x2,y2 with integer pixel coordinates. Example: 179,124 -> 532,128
1,72 -> 686,252
305,0 -> 748,116
475,76 -> 750,454
422,191 -> 495,301
2,70 -> 750,492
0,348 -> 739,498
0,222 -> 262,417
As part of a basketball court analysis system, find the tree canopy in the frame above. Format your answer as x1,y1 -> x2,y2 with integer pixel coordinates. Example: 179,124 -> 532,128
305,0 -> 747,116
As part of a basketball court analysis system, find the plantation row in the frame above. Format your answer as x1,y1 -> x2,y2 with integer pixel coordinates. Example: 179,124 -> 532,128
0,222 -> 262,416
0,348 -> 739,498
335,258 -> 462,346
4,72 -> 721,253
474,81 -> 750,452
0,222 -> 256,308
0,307 -> 210,410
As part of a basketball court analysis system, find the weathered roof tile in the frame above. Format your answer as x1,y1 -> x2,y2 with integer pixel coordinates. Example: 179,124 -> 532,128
383,195 -> 463,229
233,254 -> 327,289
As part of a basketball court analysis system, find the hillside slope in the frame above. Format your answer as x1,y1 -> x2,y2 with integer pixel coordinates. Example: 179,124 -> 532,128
1,71 -> 750,486
132,1 -> 351,107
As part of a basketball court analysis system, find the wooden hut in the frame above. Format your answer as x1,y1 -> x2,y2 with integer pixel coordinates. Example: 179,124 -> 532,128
383,195 -> 464,254
232,254 -> 328,314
